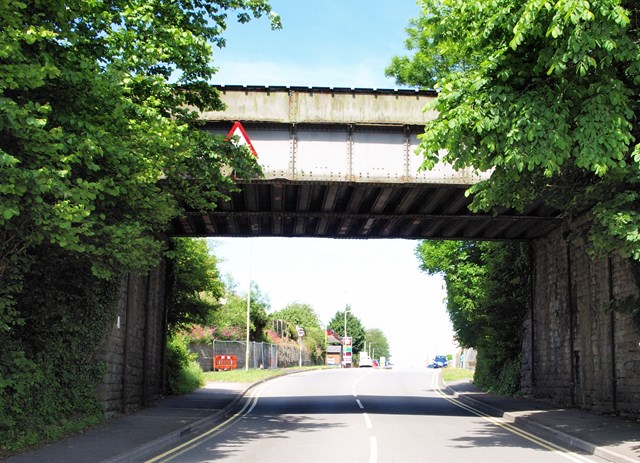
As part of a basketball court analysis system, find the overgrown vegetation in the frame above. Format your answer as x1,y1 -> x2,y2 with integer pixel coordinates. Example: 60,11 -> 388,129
167,334 -> 204,395
167,238 -> 226,330
387,0 -> 640,263
0,248 -> 119,453
388,0 -> 640,395
416,241 -> 531,395
269,303 -> 326,361
0,0 -> 278,454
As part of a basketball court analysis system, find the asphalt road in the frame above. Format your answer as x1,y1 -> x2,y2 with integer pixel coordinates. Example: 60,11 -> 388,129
143,368 -> 611,463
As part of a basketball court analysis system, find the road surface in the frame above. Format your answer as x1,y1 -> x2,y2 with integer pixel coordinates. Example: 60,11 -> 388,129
144,368 -> 610,463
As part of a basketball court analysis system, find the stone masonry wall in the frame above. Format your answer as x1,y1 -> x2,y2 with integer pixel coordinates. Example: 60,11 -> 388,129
95,261 -> 168,418
523,218 -> 640,416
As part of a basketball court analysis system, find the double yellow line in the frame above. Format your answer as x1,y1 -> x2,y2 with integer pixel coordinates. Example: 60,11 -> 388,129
431,372 -> 599,463
144,383 -> 268,463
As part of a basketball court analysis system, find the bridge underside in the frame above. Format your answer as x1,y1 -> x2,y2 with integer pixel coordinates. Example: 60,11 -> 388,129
171,180 -> 561,240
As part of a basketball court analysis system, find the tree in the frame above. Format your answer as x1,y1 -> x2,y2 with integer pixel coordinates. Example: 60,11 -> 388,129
0,1 -> 279,450
167,238 -> 225,330
364,328 -> 390,360
415,240 -> 486,348
387,0 -> 640,261
0,0 -> 280,329
416,240 -> 531,394
211,281 -> 269,341
327,307 -> 366,354
270,302 -> 326,360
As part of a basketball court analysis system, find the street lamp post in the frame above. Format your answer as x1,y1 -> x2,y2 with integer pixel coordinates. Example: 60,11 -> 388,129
245,239 -> 252,370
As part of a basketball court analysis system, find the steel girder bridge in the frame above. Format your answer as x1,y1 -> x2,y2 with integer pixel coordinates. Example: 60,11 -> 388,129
171,85 -> 560,240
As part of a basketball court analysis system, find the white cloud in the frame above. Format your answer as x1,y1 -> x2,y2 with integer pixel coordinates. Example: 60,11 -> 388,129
212,59 -> 400,90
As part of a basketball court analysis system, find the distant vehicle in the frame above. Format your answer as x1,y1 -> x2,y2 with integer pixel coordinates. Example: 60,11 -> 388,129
431,355 -> 449,368
359,351 -> 373,367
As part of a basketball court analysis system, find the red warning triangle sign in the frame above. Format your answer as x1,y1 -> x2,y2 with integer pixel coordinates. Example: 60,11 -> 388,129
226,121 -> 258,158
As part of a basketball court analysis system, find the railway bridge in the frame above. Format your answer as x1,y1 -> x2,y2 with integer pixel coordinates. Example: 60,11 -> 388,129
170,85 -> 561,240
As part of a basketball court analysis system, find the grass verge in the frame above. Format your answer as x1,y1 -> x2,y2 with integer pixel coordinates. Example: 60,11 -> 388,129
203,366 -> 327,383
441,368 -> 475,383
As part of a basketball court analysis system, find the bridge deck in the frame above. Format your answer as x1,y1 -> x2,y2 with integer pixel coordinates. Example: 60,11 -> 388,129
171,86 -> 561,240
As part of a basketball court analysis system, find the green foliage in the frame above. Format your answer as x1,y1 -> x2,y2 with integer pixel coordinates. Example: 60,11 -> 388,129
0,0 -> 278,453
167,238 -> 225,330
327,306 -> 366,354
0,246 -> 118,452
204,279 -> 270,341
0,0 -> 278,330
416,241 -> 486,347
475,356 -> 522,396
388,0 -> 640,262
210,281 -> 249,336
270,302 -> 326,360
365,328 -> 390,359
181,324 -> 242,343
167,334 -> 204,395
416,240 -> 531,394
245,284 -> 270,341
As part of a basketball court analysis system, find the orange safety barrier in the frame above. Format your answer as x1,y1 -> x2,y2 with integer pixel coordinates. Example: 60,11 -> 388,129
213,354 -> 238,371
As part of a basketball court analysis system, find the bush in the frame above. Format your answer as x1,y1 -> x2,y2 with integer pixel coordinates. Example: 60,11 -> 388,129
474,350 -> 522,396
167,334 -> 204,395
0,247 -> 118,454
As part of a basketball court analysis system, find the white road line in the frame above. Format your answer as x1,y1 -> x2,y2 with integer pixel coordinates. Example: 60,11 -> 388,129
369,436 -> 378,463
352,372 -> 378,463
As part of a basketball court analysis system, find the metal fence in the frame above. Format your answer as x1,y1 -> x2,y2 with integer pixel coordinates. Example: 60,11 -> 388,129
189,339 -> 316,371
189,341 -> 273,371
212,340 -> 278,370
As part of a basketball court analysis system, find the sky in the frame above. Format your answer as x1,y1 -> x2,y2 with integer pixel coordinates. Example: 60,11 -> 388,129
206,1 -> 457,367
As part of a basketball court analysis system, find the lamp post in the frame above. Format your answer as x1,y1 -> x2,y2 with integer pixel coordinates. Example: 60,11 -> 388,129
245,239 -> 252,370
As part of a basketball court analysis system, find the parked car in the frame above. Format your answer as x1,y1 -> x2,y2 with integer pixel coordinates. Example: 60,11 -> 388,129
432,355 -> 448,368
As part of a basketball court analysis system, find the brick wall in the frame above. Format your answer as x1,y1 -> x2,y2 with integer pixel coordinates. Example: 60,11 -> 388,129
95,261 -> 168,418
523,218 -> 640,416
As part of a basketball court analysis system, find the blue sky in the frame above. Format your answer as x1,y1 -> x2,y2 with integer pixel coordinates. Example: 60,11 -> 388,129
207,1 -> 456,366
212,0 -> 420,89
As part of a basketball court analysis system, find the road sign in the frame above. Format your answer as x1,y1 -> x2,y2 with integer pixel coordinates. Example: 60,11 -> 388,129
226,121 -> 258,157
297,327 -> 305,337
344,336 -> 352,346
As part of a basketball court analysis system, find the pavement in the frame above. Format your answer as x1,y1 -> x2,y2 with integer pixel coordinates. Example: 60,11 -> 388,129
445,381 -> 640,463
3,374 -> 640,463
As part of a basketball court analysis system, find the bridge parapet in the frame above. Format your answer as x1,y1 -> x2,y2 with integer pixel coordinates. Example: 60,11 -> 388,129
203,85 -> 437,125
